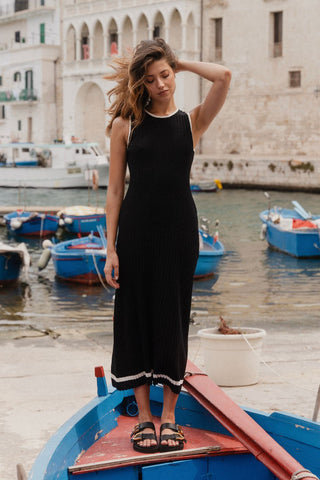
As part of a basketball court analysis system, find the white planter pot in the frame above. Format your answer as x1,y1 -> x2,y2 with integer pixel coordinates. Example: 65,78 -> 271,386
197,327 -> 266,386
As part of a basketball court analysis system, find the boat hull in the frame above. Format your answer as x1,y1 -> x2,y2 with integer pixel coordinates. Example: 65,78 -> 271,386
0,251 -> 22,285
62,213 -> 106,235
4,212 -> 59,237
28,381 -> 320,480
194,232 -> 224,278
260,209 -> 320,257
0,164 -> 109,188
51,235 -> 106,285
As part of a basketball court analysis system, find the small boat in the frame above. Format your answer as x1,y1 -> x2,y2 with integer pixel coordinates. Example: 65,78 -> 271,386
194,229 -> 224,278
260,200 -> 320,258
4,210 -> 59,237
38,232 -> 106,285
190,179 -> 222,192
26,360 -> 320,480
0,142 -> 109,188
39,228 -> 223,284
0,242 -> 30,286
57,205 -> 106,236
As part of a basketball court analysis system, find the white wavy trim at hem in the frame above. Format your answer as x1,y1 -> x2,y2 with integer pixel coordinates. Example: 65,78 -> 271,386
111,370 -> 183,387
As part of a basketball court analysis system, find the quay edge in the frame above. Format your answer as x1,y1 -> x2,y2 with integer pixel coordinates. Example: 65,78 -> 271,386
193,154 -> 320,193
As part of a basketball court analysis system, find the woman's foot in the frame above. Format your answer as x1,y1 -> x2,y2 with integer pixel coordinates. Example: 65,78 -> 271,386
131,421 -> 158,453
159,422 -> 186,452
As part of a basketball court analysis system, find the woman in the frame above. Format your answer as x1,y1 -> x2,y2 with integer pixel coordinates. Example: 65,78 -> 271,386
104,38 -> 231,453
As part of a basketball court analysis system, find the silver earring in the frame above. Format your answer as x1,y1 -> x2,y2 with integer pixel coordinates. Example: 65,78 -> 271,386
145,96 -> 151,107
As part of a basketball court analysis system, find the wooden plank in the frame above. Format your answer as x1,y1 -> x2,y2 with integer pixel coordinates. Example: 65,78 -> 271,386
183,360 -> 318,480
69,446 -> 222,474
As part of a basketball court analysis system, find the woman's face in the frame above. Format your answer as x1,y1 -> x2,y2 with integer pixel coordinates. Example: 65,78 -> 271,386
144,59 -> 176,102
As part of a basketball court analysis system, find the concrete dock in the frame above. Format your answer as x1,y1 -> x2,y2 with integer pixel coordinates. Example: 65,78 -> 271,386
0,321 -> 319,480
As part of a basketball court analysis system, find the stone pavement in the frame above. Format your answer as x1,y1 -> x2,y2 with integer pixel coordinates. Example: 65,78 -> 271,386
0,323 -> 319,480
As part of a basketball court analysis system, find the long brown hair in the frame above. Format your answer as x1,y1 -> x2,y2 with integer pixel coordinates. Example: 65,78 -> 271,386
105,38 -> 177,135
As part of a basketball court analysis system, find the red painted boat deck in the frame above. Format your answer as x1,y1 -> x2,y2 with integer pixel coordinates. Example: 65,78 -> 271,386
70,415 -> 248,475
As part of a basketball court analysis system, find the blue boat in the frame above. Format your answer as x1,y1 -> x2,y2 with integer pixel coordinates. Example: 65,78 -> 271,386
194,229 -> 224,278
0,242 -> 30,285
260,206 -> 320,258
39,229 -> 224,284
46,234 -> 106,285
57,206 -> 106,236
26,360 -> 320,480
4,211 -> 59,237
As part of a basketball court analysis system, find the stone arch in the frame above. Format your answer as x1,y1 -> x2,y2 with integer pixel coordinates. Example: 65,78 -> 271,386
122,16 -> 133,55
169,9 -> 182,51
108,18 -> 119,56
136,13 -> 149,43
92,20 -> 104,59
80,23 -> 90,60
153,11 -> 165,39
186,12 -> 195,52
75,82 -> 106,148
66,24 -> 76,62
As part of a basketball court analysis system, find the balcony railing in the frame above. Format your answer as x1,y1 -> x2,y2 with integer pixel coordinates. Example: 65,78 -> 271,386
0,88 -> 38,102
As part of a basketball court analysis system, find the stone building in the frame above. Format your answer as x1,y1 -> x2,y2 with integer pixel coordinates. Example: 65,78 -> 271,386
62,0 -> 201,151
0,0 -> 62,143
197,0 -> 320,190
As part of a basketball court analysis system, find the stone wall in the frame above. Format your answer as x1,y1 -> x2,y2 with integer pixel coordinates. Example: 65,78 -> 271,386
201,0 -> 320,187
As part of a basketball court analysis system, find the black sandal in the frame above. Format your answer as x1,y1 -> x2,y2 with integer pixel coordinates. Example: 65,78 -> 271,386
159,422 -> 186,452
130,421 -> 158,453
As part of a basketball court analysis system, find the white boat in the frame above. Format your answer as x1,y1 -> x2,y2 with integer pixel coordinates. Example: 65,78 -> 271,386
0,142 -> 109,188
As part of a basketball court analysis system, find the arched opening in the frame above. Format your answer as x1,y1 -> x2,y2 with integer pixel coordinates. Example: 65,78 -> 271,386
169,9 -> 182,51
93,21 -> 104,59
80,23 -> 90,60
186,13 -> 195,52
66,25 -> 76,62
108,18 -> 118,56
75,82 -> 106,149
122,16 -> 133,55
136,14 -> 149,43
153,11 -> 165,39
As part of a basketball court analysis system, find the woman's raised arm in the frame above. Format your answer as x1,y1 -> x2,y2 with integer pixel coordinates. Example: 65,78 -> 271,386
176,60 -> 231,147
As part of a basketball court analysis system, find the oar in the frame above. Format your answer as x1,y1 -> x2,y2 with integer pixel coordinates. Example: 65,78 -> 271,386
97,224 -> 107,249
292,201 -> 310,220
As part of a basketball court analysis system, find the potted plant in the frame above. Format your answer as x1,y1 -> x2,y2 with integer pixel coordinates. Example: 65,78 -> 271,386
197,317 -> 266,386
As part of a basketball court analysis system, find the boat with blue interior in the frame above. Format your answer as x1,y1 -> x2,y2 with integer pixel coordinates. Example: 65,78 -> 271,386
25,360 -> 320,480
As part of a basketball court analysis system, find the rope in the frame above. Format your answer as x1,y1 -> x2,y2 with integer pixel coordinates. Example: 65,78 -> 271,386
91,252 -> 110,291
291,469 -> 319,480
241,333 -> 317,394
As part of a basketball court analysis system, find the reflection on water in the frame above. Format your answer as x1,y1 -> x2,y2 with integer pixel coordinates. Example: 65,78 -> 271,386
1,187 -> 320,335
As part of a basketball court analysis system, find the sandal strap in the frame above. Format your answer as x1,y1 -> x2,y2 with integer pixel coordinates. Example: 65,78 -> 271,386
160,422 -> 179,433
131,422 -> 156,439
160,423 -> 186,443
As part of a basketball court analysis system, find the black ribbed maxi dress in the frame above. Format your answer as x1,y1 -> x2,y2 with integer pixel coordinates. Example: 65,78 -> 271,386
111,109 -> 199,394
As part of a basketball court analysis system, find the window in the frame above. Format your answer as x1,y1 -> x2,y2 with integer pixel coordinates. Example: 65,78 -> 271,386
0,76 -> 2,86
18,120 -> 22,131
40,23 -> 45,44
14,0 -> 28,12
272,11 -> 283,57
14,72 -> 21,82
289,71 -> 301,88
15,31 -> 21,43
153,25 -> 160,39
209,18 -> 223,61
1,106 -> 5,120
40,0 -> 45,5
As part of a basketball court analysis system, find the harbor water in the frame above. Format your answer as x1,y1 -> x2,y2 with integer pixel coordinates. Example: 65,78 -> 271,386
1,187 -> 320,341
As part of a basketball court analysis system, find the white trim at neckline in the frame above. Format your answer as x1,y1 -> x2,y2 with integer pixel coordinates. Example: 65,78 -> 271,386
145,108 -> 179,118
